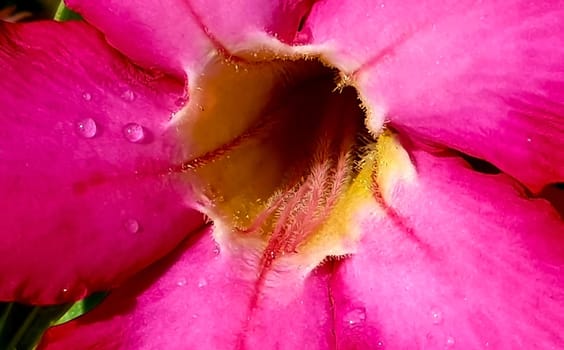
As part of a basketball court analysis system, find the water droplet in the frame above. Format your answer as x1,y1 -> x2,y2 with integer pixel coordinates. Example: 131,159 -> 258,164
430,308 -> 443,324
175,97 -> 185,107
176,278 -> 187,286
122,123 -> 145,143
344,307 -> 366,326
124,218 -> 139,233
268,250 -> 276,260
121,89 -> 136,102
76,118 -> 97,138
446,336 -> 455,347
62,288 -> 69,293
197,278 -> 208,288
213,246 -> 220,255
82,92 -> 92,101
376,340 -> 384,348
527,138 -> 532,143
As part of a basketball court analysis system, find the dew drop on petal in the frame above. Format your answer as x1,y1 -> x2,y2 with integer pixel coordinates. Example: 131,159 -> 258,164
344,307 -> 366,327
268,250 -> 276,260
76,118 -> 97,138
176,278 -> 187,287
122,123 -> 145,143
446,336 -> 455,347
82,92 -> 92,101
376,340 -> 384,348
175,97 -> 185,107
197,278 -> 208,288
121,89 -> 136,102
430,308 -> 443,325
124,218 -> 139,233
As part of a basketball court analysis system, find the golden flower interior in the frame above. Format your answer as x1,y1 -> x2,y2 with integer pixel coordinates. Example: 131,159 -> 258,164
172,53 -> 400,271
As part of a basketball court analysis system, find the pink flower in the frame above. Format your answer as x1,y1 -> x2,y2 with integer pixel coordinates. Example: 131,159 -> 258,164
0,0 -> 562,348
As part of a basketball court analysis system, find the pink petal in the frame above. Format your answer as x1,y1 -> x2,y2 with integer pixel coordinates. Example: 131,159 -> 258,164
65,0 -> 315,77
331,146 -> 564,348
0,21 -> 203,304
40,225 -> 334,349
304,0 -> 564,191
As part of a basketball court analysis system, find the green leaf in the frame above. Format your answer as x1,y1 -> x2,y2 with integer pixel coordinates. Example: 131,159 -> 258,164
54,292 -> 107,325
0,303 -> 71,350
54,0 -> 81,21
0,292 -> 106,349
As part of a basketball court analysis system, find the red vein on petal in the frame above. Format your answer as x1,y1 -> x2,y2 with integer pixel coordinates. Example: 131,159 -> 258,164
349,29 -> 415,82
370,169 -> 435,255
172,115 -> 279,173
326,261 -> 338,350
71,111 -> 278,194
184,0 -> 248,63
349,20 -> 433,82
350,2 -> 488,81
235,121 -> 357,349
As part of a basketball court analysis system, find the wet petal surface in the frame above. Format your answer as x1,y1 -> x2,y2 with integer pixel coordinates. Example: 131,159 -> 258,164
40,225 -> 335,349
331,143 -> 564,349
39,139 -> 564,348
0,21 -> 203,304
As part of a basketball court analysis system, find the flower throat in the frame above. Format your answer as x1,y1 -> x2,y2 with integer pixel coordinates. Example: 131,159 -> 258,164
171,53 -> 383,271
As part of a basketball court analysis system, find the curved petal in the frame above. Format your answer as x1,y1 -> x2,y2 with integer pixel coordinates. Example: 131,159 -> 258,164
40,225 -> 335,349
0,21 -> 203,304
304,0 -> 564,191
64,0 -> 316,77
331,145 -> 564,348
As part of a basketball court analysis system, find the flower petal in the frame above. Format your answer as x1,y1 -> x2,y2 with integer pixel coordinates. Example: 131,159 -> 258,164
0,21 -> 203,304
304,0 -> 564,191
40,225 -> 334,349
64,0 -> 315,77
331,144 -> 564,348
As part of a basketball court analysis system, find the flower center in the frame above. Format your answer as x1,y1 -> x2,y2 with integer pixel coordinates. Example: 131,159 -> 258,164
171,51 -> 406,272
